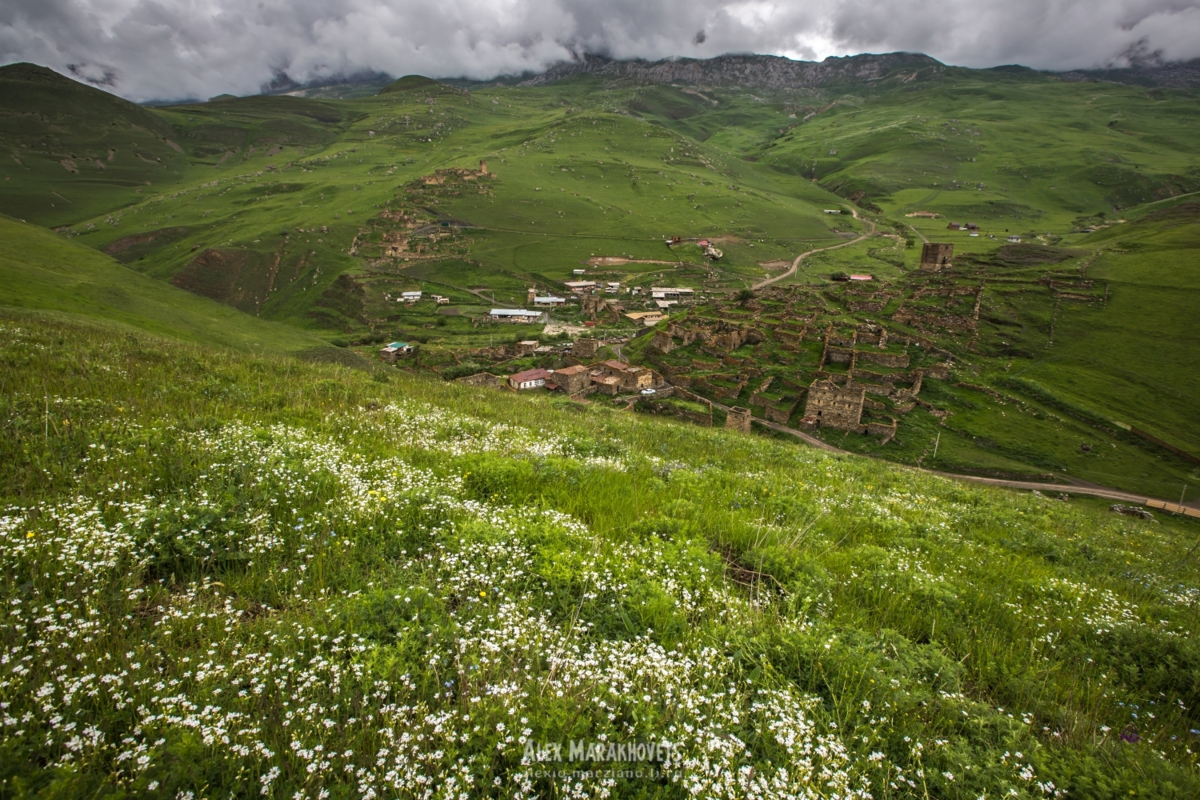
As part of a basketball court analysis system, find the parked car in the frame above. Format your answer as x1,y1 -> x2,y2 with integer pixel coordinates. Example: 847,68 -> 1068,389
640,388 -> 656,395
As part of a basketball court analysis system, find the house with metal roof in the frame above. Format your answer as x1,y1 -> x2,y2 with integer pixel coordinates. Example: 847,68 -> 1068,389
489,309 -> 544,324
508,368 -> 552,390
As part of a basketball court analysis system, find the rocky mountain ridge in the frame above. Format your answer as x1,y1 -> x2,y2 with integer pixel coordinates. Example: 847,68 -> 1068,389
516,51 -> 945,91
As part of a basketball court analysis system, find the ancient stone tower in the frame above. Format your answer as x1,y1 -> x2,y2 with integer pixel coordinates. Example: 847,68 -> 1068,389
479,160 -> 488,174
725,406 -> 752,434
527,287 -> 537,305
919,243 -> 954,272
803,379 -> 865,431
572,338 -> 599,359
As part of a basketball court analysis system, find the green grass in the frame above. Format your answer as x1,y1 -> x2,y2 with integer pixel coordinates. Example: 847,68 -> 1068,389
0,214 -> 335,355
3,59 -> 1199,499
2,310 -> 1200,798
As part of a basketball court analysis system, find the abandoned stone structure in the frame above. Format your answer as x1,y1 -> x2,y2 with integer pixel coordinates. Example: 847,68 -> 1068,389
725,406 -> 753,433
581,292 -> 606,320
597,360 -> 654,391
572,338 -> 599,359
919,243 -> 954,272
455,372 -> 505,389
802,379 -> 866,431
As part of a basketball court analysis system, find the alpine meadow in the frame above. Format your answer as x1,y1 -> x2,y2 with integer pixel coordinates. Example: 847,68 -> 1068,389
2,47 -> 1200,800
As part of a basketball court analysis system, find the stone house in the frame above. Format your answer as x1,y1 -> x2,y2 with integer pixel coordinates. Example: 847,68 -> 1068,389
802,379 -> 865,431
548,364 -> 590,394
508,368 -> 551,391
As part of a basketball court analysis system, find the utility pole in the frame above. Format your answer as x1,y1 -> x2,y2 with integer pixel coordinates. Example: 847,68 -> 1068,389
932,433 -> 940,460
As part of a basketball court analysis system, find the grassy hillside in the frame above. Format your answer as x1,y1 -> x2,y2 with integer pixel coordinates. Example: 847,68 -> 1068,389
3,60 -> 1199,494
0,214 -> 335,355
0,64 -> 193,227
1,310 -> 1199,797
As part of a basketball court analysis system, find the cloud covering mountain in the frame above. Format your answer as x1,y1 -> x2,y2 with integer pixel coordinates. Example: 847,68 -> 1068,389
2,0 -> 1199,101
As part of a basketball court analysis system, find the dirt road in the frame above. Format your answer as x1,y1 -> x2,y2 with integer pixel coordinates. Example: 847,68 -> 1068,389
705,398 -> 1190,508
753,207 -> 876,290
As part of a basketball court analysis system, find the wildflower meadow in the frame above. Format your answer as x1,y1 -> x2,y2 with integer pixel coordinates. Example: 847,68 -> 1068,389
1,312 -> 1198,798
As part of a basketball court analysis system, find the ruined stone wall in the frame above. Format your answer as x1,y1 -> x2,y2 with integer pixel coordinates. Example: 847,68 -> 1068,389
825,346 -> 855,365
649,331 -> 676,353
856,350 -> 910,368
725,406 -> 752,433
456,372 -> 505,389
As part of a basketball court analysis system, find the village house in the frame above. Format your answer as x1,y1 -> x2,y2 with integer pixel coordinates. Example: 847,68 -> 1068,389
598,359 -> 654,391
514,340 -> 539,356
489,308 -> 544,324
400,291 -> 422,303
509,368 -> 551,391
651,287 -> 695,303
624,310 -> 665,326
590,373 -> 623,395
849,274 -> 873,282
548,364 -> 590,394
564,281 -> 597,294
573,269 -> 587,276
379,342 -> 414,363
430,294 -> 450,304
605,282 -> 621,294
533,296 -> 567,307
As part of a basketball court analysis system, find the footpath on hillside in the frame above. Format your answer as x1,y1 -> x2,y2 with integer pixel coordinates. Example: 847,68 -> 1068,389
753,206 -> 875,290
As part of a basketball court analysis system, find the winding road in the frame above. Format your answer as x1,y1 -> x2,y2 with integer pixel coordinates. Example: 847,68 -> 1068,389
703,398 -> 1194,509
752,207 -> 876,291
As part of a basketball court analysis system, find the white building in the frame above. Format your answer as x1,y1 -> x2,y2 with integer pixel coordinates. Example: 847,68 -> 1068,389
650,287 -> 695,301
533,296 -> 567,306
489,309 -> 544,324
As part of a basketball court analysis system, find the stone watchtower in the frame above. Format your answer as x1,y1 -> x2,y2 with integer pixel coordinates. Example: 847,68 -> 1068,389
527,287 -> 537,305
572,337 -> 599,359
919,243 -> 954,272
803,379 -> 865,431
725,406 -> 752,434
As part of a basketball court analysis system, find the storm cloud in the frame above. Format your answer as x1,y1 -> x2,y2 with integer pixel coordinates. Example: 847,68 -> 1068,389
2,0 -> 1198,101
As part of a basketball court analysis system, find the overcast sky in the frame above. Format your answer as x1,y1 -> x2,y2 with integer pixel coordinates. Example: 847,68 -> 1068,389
2,0 -> 1199,101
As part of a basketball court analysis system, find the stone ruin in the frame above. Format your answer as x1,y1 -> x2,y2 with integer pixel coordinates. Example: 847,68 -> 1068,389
802,379 -> 865,431
572,337 -> 599,359
725,406 -> 753,433
919,243 -> 954,272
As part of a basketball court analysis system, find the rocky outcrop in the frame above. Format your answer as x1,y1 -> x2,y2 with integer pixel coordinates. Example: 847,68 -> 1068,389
519,52 -> 945,91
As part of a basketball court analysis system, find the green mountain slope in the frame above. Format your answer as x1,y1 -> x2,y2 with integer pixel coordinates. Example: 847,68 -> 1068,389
0,63 -> 192,226
0,213 -> 334,354
1,310 -> 1198,798
2,59 -> 1198,494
